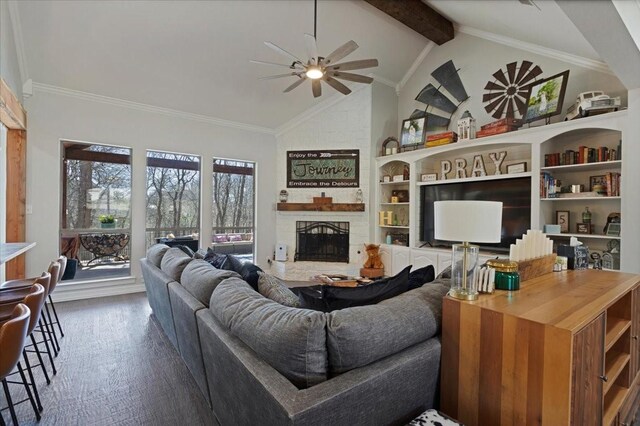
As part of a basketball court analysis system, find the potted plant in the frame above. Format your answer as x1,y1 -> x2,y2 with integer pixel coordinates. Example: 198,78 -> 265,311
99,214 -> 116,229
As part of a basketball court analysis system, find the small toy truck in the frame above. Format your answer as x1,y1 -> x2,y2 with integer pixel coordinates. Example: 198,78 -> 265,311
564,91 -> 621,120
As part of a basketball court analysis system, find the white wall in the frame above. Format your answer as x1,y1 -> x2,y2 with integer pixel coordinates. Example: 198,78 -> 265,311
398,32 -> 627,132
24,89 -> 277,283
275,86 -> 373,276
0,1 -> 22,98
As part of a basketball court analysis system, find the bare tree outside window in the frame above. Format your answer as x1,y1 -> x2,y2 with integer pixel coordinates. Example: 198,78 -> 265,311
146,151 -> 201,249
212,158 -> 255,261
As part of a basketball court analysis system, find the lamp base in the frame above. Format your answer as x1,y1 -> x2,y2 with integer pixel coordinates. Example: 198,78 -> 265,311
448,288 -> 479,301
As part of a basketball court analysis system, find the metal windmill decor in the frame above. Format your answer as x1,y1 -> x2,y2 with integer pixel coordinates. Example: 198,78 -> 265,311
483,60 -> 543,119
414,60 -> 469,131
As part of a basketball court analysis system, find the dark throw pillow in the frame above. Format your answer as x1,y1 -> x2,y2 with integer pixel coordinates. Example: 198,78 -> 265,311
239,262 -> 263,291
297,286 -> 328,312
204,249 -> 228,269
408,265 -> 435,290
321,266 -> 412,312
175,244 -> 195,258
222,254 -> 244,274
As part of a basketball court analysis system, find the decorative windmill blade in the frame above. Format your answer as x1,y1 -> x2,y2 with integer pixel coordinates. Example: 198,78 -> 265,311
484,81 -> 507,91
259,72 -> 302,80
491,97 -> 510,119
304,34 -> 318,65
284,77 -> 307,93
324,75 -> 352,95
409,109 -> 426,119
482,92 -> 503,102
483,60 -> 544,119
492,69 -> 510,87
514,61 -> 532,85
425,112 -> 451,129
506,98 -> 515,117
431,60 -> 469,103
484,95 -> 507,114
326,59 -> 378,72
506,62 -> 518,84
415,83 -> 457,113
516,64 -> 542,86
264,41 -> 303,63
249,59 -> 298,70
312,79 -> 322,98
328,71 -> 373,84
323,40 -> 358,66
513,95 -> 527,115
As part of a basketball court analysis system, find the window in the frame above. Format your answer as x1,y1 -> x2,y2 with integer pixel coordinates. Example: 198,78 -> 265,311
212,158 -> 255,261
60,141 -> 132,280
146,151 -> 201,250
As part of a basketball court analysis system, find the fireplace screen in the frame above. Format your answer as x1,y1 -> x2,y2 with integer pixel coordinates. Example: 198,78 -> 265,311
295,221 -> 349,263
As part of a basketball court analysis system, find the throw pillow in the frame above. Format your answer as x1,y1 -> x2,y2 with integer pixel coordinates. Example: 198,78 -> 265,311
239,262 -> 263,291
321,266 -> 412,311
437,265 -> 452,280
297,286 -> 328,312
193,248 -> 207,259
408,265 -> 435,290
204,249 -> 228,269
175,244 -> 195,258
257,272 -> 301,308
222,254 -> 244,274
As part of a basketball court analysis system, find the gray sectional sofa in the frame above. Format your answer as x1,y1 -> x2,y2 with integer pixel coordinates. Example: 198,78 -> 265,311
140,244 -> 450,425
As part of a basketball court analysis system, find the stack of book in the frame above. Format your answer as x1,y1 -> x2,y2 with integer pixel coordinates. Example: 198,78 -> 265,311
476,118 -> 523,138
605,172 -> 621,196
544,142 -> 621,166
425,131 -> 457,148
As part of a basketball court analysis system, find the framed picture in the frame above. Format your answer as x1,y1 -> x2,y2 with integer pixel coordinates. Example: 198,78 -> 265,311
400,117 -> 426,146
506,162 -> 527,174
556,210 -> 570,233
589,175 -> 607,192
576,223 -> 591,234
606,223 -> 621,236
382,175 -> 391,183
523,70 -> 570,123
421,173 -> 437,182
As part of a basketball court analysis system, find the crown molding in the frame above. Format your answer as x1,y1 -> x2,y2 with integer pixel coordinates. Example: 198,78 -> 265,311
397,42 -> 435,95
6,0 -> 29,85
31,82 -> 276,135
457,25 -> 613,75
275,84 -> 371,136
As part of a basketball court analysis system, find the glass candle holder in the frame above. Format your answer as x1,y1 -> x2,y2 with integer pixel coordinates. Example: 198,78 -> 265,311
449,243 -> 479,301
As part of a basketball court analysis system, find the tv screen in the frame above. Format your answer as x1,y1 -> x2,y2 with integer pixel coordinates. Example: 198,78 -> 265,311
420,177 -> 531,252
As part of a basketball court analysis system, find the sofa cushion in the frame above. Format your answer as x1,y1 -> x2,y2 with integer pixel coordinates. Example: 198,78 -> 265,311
147,244 -> 170,268
326,277 -> 450,374
408,265 -> 435,290
160,247 -> 193,282
210,278 -> 328,389
257,272 -> 300,308
321,266 -> 411,311
175,244 -> 196,258
180,259 -> 241,306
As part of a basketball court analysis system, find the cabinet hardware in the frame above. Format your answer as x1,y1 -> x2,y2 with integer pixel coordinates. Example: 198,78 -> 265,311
599,375 -> 608,382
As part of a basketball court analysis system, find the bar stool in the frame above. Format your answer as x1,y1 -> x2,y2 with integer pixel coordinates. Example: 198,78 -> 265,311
46,255 -> 66,339
0,304 -> 40,425
0,283 -> 48,413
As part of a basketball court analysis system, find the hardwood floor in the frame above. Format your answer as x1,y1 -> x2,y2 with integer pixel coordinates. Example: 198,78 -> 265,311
1,293 -> 217,425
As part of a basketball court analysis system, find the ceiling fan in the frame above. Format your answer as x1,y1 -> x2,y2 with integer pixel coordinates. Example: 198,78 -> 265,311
251,0 -> 379,98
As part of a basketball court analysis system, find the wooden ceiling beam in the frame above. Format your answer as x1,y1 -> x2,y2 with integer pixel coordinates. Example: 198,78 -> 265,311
364,0 -> 454,45
0,78 -> 27,130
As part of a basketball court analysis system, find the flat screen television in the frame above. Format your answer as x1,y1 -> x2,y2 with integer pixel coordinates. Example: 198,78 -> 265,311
420,177 -> 531,252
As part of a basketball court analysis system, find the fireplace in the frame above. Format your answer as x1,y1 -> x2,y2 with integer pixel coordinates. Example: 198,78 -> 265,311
295,221 -> 349,263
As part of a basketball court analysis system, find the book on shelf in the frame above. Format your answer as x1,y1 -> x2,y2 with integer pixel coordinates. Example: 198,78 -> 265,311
426,131 -> 458,142
480,117 -> 523,130
543,145 -> 621,166
476,125 -> 518,138
425,137 -> 455,147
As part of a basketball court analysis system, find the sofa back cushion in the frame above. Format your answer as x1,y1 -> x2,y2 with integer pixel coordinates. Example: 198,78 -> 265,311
160,247 -> 193,282
147,244 -> 170,268
180,260 -> 241,306
326,277 -> 450,374
210,278 -> 328,389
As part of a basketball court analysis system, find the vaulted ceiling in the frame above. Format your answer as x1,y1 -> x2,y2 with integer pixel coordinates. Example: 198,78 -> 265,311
10,0 -> 639,130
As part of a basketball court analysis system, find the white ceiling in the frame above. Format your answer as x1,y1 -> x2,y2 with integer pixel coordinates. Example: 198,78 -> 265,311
12,0 -> 624,130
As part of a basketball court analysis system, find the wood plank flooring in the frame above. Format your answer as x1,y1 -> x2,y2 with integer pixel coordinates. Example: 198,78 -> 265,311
1,293 -> 217,425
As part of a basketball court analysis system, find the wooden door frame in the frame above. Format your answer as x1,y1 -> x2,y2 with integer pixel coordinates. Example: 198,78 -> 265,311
1,77 -> 27,279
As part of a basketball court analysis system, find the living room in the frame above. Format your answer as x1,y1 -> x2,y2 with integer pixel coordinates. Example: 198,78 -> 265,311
1,0 -> 640,425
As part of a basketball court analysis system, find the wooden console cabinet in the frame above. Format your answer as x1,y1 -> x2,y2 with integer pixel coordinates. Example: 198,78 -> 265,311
441,269 -> 640,425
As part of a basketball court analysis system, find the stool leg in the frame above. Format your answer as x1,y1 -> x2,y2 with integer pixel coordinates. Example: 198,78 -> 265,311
22,350 -> 43,412
30,333 -> 50,384
37,320 -> 57,375
43,303 -> 60,353
1,378 -> 18,426
48,295 -> 64,337
40,308 -> 59,356
17,362 -> 41,421
0,406 -> 6,426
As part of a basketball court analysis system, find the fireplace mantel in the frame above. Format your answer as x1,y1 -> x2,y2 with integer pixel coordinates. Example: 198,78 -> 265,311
276,203 -> 365,212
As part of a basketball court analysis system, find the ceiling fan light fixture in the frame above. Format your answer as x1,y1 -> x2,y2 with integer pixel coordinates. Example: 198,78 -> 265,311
305,67 -> 324,79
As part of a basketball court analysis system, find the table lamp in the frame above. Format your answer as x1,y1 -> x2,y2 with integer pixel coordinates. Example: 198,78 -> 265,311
434,200 -> 503,300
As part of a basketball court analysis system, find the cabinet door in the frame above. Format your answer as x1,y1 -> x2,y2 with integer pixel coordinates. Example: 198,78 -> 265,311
410,249 -> 438,272
571,313 -> 605,425
632,287 -> 640,380
391,246 -> 411,275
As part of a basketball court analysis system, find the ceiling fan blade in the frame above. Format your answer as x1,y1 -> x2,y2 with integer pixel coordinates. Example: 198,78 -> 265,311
328,71 -> 373,84
304,33 -> 319,65
250,60 -> 299,69
259,72 -> 301,80
326,59 -> 378,72
323,40 -> 358,66
284,77 -> 307,93
264,41 -> 302,63
312,79 -> 322,98
324,75 -> 352,96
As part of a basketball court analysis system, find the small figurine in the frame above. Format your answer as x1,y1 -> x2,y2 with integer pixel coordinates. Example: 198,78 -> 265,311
363,244 -> 384,269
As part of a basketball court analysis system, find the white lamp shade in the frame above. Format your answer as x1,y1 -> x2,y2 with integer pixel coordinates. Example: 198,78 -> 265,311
434,200 -> 503,243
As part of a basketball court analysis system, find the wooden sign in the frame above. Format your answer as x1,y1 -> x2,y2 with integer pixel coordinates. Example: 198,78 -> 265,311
287,150 -> 359,188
